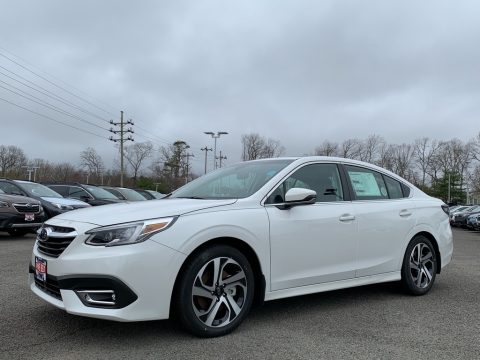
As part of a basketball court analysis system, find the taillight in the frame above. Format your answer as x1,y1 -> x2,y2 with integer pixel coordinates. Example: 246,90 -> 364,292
441,204 -> 449,215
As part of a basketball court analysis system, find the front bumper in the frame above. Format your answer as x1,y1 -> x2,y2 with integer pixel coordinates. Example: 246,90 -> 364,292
30,219 -> 187,322
0,212 -> 45,230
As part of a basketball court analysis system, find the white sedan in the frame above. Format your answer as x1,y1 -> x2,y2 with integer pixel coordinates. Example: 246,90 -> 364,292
29,157 -> 453,337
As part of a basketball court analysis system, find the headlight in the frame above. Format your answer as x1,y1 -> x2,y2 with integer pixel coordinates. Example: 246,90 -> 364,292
0,201 -> 9,208
52,203 -> 74,210
85,217 -> 177,247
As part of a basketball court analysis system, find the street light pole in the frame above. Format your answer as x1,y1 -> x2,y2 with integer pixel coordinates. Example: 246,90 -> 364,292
204,131 -> 228,170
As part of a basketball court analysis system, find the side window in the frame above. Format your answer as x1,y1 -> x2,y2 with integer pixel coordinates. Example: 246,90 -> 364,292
383,176 -> 404,199
49,185 -> 68,196
0,182 -> 24,195
69,187 -> 90,199
266,163 -> 344,204
345,166 -> 388,200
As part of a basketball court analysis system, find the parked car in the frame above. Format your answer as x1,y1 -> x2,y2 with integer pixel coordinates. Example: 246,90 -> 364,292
29,157 -> 452,337
101,186 -> 148,201
451,205 -> 480,227
133,189 -> 165,200
0,189 -> 46,236
466,213 -> 480,230
0,179 -> 90,219
472,214 -> 480,230
44,183 -> 125,206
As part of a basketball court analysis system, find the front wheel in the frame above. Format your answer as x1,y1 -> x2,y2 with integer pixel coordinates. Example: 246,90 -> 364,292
401,235 -> 438,295
174,245 -> 255,337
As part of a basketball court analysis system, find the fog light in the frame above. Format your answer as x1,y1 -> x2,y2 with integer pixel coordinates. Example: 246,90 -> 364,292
76,290 -> 116,306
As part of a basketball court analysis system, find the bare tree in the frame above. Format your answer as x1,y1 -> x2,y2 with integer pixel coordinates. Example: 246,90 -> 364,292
359,135 -> 385,163
263,138 -> 285,158
314,141 -> 339,156
391,143 -> 414,180
80,147 -> 104,182
0,145 -> 27,177
413,138 -> 440,188
241,133 -> 284,160
124,142 -> 154,184
241,134 -> 266,161
339,139 -> 362,159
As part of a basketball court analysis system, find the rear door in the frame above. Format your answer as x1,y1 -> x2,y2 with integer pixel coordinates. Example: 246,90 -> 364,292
343,165 -> 416,277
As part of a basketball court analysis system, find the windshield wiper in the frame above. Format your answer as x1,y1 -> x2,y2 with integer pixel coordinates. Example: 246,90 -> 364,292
175,196 -> 206,199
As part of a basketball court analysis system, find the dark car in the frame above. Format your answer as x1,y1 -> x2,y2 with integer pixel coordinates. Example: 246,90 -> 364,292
0,189 -> 45,236
133,189 -> 165,200
0,179 -> 90,219
44,183 -> 125,206
451,205 -> 480,227
101,186 -> 148,201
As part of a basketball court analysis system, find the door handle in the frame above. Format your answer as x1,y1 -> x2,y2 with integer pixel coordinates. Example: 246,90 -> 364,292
339,214 -> 355,222
399,210 -> 412,217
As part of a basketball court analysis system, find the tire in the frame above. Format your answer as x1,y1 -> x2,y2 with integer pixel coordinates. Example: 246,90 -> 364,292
7,229 -> 30,237
401,235 -> 438,295
174,245 -> 255,337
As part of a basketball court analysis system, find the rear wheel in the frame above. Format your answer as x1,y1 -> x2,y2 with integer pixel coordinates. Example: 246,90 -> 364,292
401,235 -> 437,295
174,245 -> 255,337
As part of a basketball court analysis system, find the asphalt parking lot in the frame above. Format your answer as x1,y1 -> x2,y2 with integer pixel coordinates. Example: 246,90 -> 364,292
0,229 -> 479,360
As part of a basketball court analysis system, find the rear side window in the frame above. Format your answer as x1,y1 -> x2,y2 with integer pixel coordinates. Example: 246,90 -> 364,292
69,187 -> 90,199
383,176 -> 403,199
49,185 -> 68,196
345,166 -> 388,200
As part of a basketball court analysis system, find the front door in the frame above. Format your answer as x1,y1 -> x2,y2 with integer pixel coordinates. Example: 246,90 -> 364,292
266,163 -> 358,291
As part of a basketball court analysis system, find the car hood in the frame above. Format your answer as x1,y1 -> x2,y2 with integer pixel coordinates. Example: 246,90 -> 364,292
0,193 -> 40,204
52,198 -> 238,226
41,196 -> 90,206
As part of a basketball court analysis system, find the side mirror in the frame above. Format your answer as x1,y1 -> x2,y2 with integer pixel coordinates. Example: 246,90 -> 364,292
282,188 -> 316,208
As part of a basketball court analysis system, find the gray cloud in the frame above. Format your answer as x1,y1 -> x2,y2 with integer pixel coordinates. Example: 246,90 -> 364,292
0,0 -> 479,173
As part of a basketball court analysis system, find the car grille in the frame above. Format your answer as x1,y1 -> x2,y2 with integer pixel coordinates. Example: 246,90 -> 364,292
34,275 -> 62,300
37,225 -> 77,258
13,203 -> 40,213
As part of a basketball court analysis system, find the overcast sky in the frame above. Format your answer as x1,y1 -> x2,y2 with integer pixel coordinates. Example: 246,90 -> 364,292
0,0 -> 479,174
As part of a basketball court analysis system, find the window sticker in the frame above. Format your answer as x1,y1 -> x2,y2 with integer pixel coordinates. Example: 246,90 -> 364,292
349,172 -> 381,196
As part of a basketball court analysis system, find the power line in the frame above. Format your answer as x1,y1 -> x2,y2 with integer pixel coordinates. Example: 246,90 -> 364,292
0,50 -> 118,117
0,45 -> 120,115
0,66 -> 111,124
0,81 -> 110,131
0,95 -> 105,139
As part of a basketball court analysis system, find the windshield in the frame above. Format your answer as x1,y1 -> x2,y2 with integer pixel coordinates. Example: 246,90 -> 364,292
147,190 -> 165,199
119,188 -> 148,201
20,182 -> 63,198
171,159 -> 294,199
85,185 -> 119,200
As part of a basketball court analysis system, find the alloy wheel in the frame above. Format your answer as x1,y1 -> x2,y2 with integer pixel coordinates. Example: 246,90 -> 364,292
409,243 -> 435,289
191,257 -> 247,328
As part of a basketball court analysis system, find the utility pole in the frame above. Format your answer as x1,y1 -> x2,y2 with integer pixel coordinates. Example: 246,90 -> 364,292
109,111 -> 134,187
448,173 -> 451,204
200,146 -> 212,174
204,131 -> 228,170
217,151 -> 227,168
22,165 -> 40,182
182,152 -> 195,184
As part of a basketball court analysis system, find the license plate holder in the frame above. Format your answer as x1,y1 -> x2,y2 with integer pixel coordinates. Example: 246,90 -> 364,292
25,213 -> 35,221
35,256 -> 47,282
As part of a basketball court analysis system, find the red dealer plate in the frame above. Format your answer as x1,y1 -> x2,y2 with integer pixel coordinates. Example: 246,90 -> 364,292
35,256 -> 47,282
